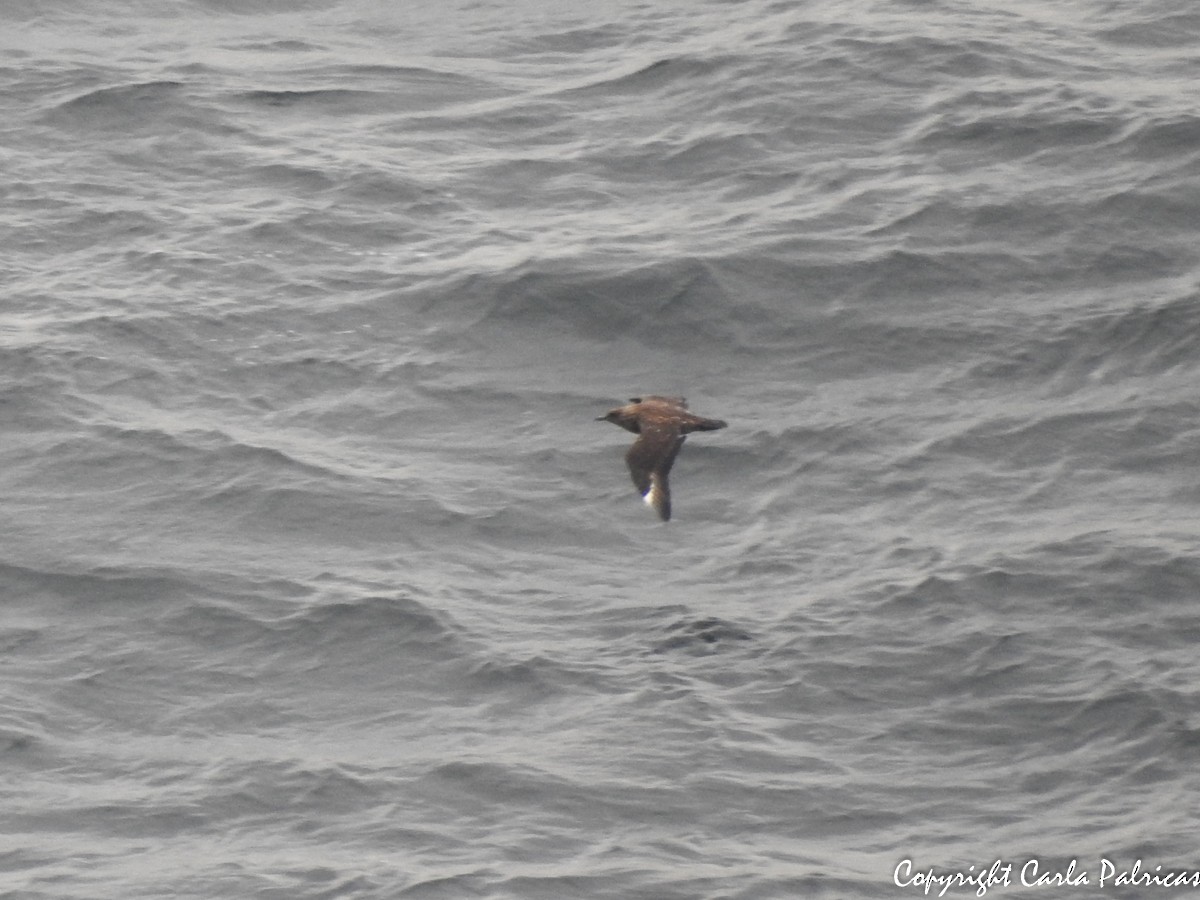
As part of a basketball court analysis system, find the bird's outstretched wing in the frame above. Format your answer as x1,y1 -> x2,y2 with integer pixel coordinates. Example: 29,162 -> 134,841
625,424 -> 685,521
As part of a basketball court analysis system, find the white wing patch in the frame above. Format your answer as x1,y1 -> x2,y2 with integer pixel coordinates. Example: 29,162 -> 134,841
643,478 -> 662,505
643,473 -> 669,520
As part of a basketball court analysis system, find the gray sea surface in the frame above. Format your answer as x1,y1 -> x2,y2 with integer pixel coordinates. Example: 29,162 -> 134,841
3,1 -> 1200,898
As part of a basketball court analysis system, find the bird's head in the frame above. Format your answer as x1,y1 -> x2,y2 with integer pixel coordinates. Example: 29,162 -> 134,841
596,403 -> 641,433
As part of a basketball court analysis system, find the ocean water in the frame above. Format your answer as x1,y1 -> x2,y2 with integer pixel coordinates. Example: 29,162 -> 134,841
3,0 -> 1200,897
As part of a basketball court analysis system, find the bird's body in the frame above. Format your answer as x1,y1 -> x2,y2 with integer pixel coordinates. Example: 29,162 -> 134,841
597,396 -> 727,521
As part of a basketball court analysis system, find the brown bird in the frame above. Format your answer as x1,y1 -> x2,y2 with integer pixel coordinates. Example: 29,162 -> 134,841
597,396 -> 727,521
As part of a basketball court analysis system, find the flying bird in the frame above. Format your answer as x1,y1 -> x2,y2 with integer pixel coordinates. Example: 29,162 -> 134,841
597,396 -> 727,521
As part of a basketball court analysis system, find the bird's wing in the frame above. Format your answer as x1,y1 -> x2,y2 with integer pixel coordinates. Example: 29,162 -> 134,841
626,424 -> 685,521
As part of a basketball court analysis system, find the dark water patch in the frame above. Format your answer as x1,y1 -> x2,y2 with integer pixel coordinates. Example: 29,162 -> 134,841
133,592 -> 473,730
337,63 -> 486,82
468,154 -> 598,203
134,426 -> 334,475
644,271 -> 1004,376
411,759 -> 715,830
62,312 -> 212,369
417,760 -> 576,812
43,80 -> 194,132
897,568 -> 1042,619
1063,687 -> 1171,749
6,421 -> 356,520
272,594 -> 460,653
47,639 -> 275,737
835,32 -> 1079,84
10,759 -> 387,843
658,128 -> 774,179
501,21 -> 628,55
871,566 -> 1086,630
1096,188 -> 1200,238
916,406 -> 1129,468
1095,13 -> 1200,49
233,88 -> 385,110
557,54 -> 738,99
53,79 -> 184,109
399,872 -> 496,898
8,796 -> 210,842
851,247 -> 1030,301
458,256 -> 760,354
869,196 -> 1075,246
207,757 -> 398,819
239,161 -> 337,194
226,39 -> 325,53
1086,550 -> 1200,614
463,653 -> 611,709
209,352 -> 379,412
864,549 -> 1200,720
0,723 -> 44,758
192,0 -> 339,13
157,597 -> 306,656
650,616 -> 754,655
779,603 -> 1185,794
404,252 -> 771,354
338,169 -> 438,206
1082,243 -> 1182,281
0,623 -> 42,657
1114,114 -> 1200,161
228,65 -> 505,116
967,292 -> 1200,385
717,542 -> 820,581
959,544 -> 1200,634
0,560 -> 199,611
191,474 -> 412,545
913,103 -> 1125,161
16,204 -> 168,256
0,362 -> 90,432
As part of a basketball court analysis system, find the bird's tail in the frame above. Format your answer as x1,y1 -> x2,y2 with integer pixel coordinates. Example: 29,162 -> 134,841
681,415 -> 727,433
